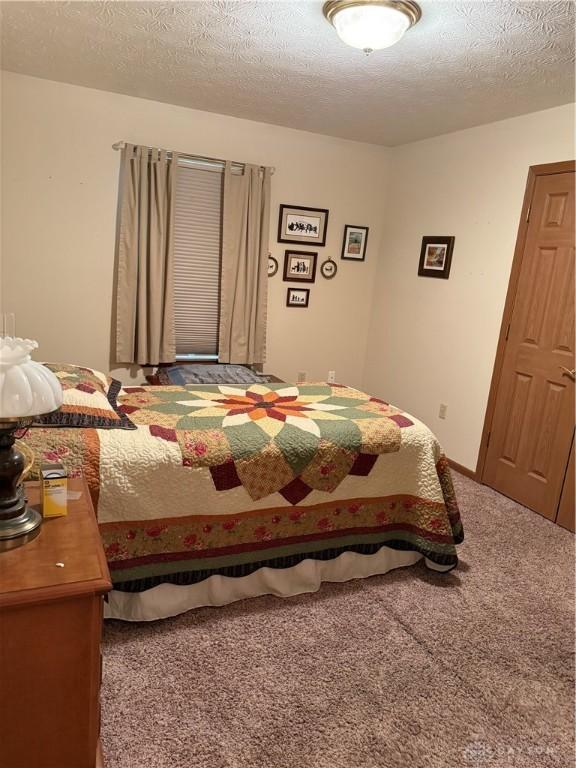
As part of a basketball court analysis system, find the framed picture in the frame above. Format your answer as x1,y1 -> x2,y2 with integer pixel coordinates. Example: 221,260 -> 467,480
320,258 -> 337,280
283,250 -> 317,283
286,287 -> 310,308
341,225 -> 369,261
418,236 -> 455,279
267,255 -> 278,277
278,204 -> 329,246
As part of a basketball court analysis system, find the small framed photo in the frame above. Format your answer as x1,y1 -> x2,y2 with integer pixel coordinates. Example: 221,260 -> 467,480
320,258 -> 337,280
283,250 -> 317,283
278,204 -> 329,246
286,287 -> 310,308
418,236 -> 455,279
341,225 -> 369,261
267,255 -> 278,277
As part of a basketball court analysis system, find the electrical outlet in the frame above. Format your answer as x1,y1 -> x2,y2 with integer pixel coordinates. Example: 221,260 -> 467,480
439,403 -> 448,419
297,371 -> 307,383
328,370 -> 336,383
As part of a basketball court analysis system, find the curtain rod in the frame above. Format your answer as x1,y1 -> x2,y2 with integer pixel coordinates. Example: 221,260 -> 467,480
112,141 -> 275,175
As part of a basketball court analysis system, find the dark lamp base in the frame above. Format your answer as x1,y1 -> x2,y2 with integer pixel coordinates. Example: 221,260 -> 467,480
0,504 -> 42,551
0,425 -> 42,551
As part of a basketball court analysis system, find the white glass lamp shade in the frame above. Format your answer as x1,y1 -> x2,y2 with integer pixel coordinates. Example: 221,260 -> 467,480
333,5 -> 409,49
324,1 -> 421,52
0,338 -> 63,420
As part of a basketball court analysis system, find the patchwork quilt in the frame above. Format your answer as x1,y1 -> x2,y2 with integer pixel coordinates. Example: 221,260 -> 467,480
21,370 -> 463,593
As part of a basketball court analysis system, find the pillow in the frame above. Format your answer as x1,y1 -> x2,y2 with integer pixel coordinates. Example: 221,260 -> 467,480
149,364 -> 274,386
33,364 -> 136,430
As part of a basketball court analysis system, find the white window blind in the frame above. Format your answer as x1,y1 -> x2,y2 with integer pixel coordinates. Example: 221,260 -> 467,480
173,162 -> 223,356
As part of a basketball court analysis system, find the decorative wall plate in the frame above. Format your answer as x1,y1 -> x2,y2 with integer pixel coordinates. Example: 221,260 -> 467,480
267,254 -> 278,277
320,258 -> 337,279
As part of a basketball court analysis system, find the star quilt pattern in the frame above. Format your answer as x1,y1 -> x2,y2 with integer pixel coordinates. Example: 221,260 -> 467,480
118,383 -> 412,504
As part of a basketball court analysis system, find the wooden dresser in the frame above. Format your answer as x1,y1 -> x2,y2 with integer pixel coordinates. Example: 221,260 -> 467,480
0,477 -> 111,768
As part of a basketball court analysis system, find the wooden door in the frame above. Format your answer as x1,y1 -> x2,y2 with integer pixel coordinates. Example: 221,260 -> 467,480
482,166 -> 575,520
556,435 -> 575,532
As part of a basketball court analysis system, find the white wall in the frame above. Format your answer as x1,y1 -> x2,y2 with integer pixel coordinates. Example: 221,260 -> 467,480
2,72 -> 574,470
363,104 -> 575,470
0,72 -> 389,386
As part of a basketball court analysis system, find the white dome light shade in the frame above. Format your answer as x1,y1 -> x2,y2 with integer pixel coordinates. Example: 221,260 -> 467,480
0,338 -> 63,419
333,5 -> 409,50
324,1 -> 421,52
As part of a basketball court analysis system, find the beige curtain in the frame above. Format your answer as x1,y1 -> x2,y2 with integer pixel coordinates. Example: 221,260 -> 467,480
115,144 -> 178,366
219,163 -> 271,365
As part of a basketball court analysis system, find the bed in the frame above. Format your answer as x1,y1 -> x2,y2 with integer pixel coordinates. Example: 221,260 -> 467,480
20,364 -> 463,621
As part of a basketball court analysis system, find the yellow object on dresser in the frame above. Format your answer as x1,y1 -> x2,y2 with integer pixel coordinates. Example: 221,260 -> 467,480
41,462 -> 68,517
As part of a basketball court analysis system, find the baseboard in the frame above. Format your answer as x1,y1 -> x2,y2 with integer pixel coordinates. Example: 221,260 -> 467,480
447,458 -> 477,481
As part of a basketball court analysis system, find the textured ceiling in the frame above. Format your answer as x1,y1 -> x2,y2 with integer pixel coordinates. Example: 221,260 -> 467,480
1,0 -> 574,146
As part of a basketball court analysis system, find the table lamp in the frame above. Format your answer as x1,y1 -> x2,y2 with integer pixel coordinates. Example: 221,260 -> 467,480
0,336 -> 63,549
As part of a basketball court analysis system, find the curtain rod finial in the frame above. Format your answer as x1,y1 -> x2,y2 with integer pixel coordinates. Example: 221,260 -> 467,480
112,141 -> 125,151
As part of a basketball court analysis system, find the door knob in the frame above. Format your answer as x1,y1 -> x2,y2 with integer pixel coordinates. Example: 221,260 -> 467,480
559,366 -> 576,379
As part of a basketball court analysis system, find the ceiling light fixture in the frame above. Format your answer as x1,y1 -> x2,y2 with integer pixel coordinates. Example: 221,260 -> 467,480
323,0 -> 421,54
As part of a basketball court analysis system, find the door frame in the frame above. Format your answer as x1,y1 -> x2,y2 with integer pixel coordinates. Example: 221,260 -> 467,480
476,160 -> 576,481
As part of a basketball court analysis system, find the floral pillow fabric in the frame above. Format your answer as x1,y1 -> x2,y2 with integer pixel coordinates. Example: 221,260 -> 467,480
34,364 -> 135,430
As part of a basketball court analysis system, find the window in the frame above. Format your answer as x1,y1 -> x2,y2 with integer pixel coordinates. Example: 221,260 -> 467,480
173,160 -> 223,359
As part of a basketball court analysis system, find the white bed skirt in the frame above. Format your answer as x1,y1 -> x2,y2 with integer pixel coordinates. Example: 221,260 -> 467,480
104,549 -> 452,622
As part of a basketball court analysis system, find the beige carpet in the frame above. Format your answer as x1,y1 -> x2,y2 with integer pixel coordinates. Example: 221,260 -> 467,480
101,473 -> 575,768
